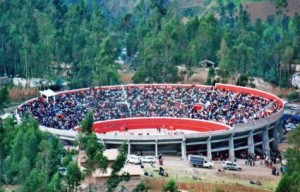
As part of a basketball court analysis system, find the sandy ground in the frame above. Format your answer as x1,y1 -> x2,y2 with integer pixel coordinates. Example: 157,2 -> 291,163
118,67 -> 134,84
102,128 -> 200,136
184,67 -> 208,84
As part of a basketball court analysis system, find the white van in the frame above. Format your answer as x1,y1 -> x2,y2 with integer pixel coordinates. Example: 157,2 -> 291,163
126,155 -> 140,164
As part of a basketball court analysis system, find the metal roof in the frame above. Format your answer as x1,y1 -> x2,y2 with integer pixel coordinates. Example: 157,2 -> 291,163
39,89 -> 56,97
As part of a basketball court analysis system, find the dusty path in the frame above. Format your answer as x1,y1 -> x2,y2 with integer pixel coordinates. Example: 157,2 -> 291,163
142,156 -> 280,191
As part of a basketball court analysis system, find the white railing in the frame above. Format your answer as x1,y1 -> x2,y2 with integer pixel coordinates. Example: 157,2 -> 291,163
233,108 -> 284,130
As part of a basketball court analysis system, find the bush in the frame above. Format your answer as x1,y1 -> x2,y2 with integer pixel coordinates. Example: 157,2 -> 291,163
216,68 -> 230,78
133,182 -> 148,192
0,85 -> 9,111
279,77 -> 289,88
132,67 -> 149,83
287,92 -> 300,102
236,75 -> 248,86
214,188 -> 225,192
206,67 -> 216,85
162,179 -> 179,192
48,78 -> 64,91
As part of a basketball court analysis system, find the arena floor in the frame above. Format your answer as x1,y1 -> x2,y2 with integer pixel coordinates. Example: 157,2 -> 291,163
100,128 -> 200,136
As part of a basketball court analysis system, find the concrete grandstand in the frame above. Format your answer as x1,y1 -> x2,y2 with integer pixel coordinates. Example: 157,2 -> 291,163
16,84 -> 284,161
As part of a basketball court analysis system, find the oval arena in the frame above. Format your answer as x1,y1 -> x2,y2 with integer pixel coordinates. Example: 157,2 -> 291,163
16,84 -> 284,161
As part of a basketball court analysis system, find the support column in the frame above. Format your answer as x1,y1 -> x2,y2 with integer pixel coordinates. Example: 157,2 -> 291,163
155,140 -> 158,158
229,134 -> 235,161
262,128 -> 270,156
277,121 -> 284,142
207,137 -> 212,161
127,140 -> 131,155
272,126 -> 279,149
181,138 -> 187,160
100,138 -> 106,150
247,131 -> 255,155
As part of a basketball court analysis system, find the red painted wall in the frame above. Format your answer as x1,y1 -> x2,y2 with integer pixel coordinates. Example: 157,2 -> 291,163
215,84 -> 283,107
92,118 -> 229,133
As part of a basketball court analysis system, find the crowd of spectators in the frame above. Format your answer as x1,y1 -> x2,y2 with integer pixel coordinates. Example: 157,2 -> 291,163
17,85 -> 281,130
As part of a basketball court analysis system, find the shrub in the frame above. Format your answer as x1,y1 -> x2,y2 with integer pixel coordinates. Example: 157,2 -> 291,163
236,75 -> 248,86
287,92 -> 300,102
133,182 -> 148,192
214,188 -> 225,192
162,179 -> 179,192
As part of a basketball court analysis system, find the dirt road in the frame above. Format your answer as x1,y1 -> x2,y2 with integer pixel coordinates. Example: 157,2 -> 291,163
142,156 -> 281,191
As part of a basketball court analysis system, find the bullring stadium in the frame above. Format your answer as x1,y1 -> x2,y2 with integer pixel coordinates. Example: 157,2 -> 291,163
16,83 -> 284,161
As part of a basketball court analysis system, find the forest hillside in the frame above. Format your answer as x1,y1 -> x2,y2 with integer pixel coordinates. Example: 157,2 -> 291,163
0,0 -> 300,89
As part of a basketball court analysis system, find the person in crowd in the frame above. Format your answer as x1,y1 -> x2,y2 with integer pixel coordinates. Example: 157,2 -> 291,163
17,86 -> 281,131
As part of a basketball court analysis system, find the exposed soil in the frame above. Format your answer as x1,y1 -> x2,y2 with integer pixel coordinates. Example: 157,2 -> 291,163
243,0 -> 300,22
251,77 -> 294,96
119,70 -> 135,84
184,67 -> 209,85
4,185 -> 20,192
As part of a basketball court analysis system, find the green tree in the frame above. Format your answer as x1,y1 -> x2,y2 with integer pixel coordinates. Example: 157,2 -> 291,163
197,14 -> 221,62
79,133 -> 108,191
81,110 -> 94,134
35,140 -> 52,178
0,86 -> 9,112
162,179 -> 179,192
66,161 -> 82,192
18,157 -> 31,183
132,67 -> 149,83
0,119 -> 3,183
84,134 -> 108,175
0,117 -> 16,183
287,92 -> 300,102
2,118 -> 64,187
48,172 -> 64,192
206,67 -> 216,85
106,142 -> 129,192
236,74 -> 249,86
93,36 -> 120,86
22,121 -> 41,168
273,0 -> 288,15
133,182 -> 148,192
21,168 -> 47,192
4,125 -> 25,183
292,13 -> 300,61
276,126 -> 300,192
61,152 -> 73,167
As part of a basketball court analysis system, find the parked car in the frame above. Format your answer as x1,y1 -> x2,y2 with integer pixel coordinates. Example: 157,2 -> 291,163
140,156 -> 156,163
285,123 -> 297,131
0,112 -> 17,123
222,161 -> 242,171
126,155 -> 140,164
0,113 -> 13,120
281,159 -> 287,166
